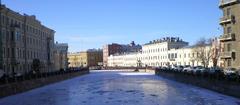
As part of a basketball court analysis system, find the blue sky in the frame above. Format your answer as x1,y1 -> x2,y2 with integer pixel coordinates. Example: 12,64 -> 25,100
3,0 -> 222,52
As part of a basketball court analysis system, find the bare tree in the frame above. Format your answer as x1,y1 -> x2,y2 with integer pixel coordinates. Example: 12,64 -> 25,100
211,38 -> 220,68
192,38 -> 213,68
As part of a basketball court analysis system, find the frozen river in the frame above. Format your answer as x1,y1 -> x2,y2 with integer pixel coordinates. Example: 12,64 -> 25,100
0,70 -> 240,105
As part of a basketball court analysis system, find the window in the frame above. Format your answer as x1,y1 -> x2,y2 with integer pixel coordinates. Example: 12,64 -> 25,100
227,43 -> 231,52
227,59 -> 231,67
227,27 -> 232,34
171,53 -> 174,59
11,31 -> 15,41
2,30 -> 6,39
15,31 -> 20,41
7,48 -> 9,58
3,47 -> 5,57
12,48 -> 15,58
6,31 -> 9,41
226,8 -> 231,17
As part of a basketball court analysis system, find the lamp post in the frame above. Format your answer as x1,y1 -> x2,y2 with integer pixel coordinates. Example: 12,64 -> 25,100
135,59 -> 141,72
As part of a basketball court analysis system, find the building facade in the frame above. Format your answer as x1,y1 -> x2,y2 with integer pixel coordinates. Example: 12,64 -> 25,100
103,43 -> 123,67
68,52 -> 87,68
219,0 -> 240,69
87,49 -> 103,67
54,42 -> 68,71
140,37 -> 188,67
108,37 -> 214,68
0,5 -> 55,76
108,53 -> 139,67
103,41 -> 141,67
68,49 -> 103,68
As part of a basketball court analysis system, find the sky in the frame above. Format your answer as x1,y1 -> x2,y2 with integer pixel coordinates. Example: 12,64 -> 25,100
3,0 -> 222,52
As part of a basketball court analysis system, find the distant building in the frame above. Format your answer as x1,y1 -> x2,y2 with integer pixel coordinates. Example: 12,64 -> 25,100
103,43 -> 122,67
107,37 -> 214,68
121,41 -> 142,53
54,42 -> 68,71
0,5 -> 55,76
68,49 -> 103,68
219,0 -> 240,69
68,52 -> 86,68
108,52 -> 139,67
103,41 -> 141,67
141,37 -> 188,67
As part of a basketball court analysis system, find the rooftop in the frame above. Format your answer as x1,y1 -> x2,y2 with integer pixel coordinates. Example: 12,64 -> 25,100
144,37 -> 188,45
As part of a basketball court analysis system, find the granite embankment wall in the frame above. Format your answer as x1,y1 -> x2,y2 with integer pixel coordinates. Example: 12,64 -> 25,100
0,70 -> 89,98
155,70 -> 240,98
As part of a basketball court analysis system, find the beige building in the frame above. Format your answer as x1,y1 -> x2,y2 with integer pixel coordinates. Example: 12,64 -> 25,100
54,42 -> 68,71
0,5 -> 55,76
219,0 -> 240,69
68,49 -> 103,68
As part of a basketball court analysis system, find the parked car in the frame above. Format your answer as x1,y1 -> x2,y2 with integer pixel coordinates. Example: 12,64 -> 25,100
224,68 -> 237,75
208,67 -> 223,75
171,65 -> 178,71
193,66 -> 204,74
189,67 -> 196,73
176,66 -> 184,72
183,66 -> 195,73
224,68 -> 238,80
183,65 -> 191,72
161,67 -> 168,71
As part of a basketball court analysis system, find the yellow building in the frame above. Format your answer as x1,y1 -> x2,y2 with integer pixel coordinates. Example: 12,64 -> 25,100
68,52 -> 88,67
68,49 -> 103,68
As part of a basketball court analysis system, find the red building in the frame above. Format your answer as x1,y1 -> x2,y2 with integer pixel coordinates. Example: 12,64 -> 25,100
103,44 -> 122,67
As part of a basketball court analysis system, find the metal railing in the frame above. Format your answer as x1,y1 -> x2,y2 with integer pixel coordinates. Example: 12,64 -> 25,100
220,52 -> 233,59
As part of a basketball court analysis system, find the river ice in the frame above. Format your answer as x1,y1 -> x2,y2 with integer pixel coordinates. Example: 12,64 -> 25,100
0,70 -> 239,105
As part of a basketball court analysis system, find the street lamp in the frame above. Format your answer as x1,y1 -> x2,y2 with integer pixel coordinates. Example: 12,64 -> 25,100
135,59 -> 142,72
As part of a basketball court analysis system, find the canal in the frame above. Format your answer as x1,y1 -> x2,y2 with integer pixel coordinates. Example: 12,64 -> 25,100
0,70 -> 239,105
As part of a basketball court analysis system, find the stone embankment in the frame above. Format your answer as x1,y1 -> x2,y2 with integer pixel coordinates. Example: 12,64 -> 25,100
0,70 -> 89,98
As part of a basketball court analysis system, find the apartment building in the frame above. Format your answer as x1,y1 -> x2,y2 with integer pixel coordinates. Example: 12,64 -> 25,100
219,0 -> 240,69
54,42 -> 68,71
140,37 -> 188,67
107,37 -> 213,68
108,52 -> 139,67
0,5 -> 55,76
68,49 -> 103,68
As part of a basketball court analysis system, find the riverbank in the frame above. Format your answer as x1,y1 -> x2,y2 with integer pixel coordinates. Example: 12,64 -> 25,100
0,70 -> 89,98
155,69 -> 240,99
